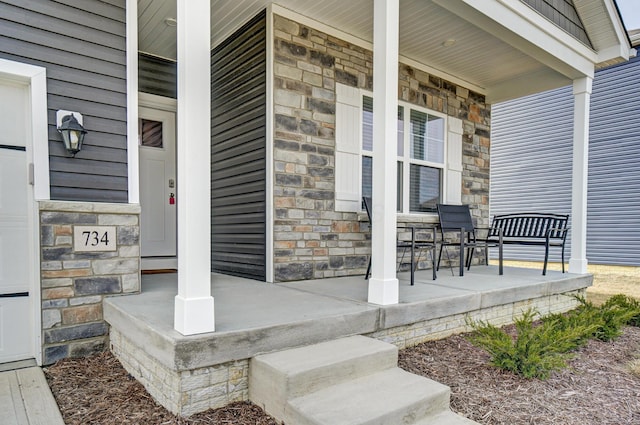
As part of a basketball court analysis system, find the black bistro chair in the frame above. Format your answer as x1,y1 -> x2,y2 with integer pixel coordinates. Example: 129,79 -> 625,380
436,204 -> 503,276
364,197 -> 436,283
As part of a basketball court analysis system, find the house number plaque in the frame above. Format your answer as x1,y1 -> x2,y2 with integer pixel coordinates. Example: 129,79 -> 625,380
73,226 -> 117,252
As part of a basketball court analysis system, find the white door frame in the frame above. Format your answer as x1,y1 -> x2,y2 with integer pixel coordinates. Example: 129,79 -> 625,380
0,59 -> 48,366
138,92 -> 178,270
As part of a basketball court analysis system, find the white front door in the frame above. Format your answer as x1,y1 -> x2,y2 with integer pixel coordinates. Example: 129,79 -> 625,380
0,78 -> 34,363
139,106 -> 177,261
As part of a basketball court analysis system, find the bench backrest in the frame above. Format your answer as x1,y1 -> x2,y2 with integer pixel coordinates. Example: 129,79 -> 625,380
490,213 -> 569,239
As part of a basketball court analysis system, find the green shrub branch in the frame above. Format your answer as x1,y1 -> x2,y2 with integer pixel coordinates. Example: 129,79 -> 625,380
466,294 -> 640,379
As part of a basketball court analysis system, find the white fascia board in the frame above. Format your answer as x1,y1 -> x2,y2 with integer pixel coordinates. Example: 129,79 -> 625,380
597,44 -> 632,63
599,0 -> 633,60
434,0 -> 596,78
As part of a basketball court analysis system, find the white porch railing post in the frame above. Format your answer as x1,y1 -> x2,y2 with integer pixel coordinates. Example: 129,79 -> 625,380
368,0 -> 399,305
569,76 -> 592,275
174,0 -> 215,335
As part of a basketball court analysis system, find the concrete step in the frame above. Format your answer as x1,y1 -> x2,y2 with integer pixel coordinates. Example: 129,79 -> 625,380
249,335 -> 398,418
285,367 -> 451,425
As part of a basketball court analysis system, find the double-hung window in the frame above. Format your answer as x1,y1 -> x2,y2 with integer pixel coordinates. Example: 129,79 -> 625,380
334,83 -> 461,214
361,94 -> 446,213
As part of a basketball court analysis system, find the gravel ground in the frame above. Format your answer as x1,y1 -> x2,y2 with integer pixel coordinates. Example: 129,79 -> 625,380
44,326 -> 640,425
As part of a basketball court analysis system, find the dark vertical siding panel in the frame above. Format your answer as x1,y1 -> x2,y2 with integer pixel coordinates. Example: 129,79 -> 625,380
139,53 -> 177,99
491,54 -> 640,266
211,10 -> 267,281
0,0 -> 128,203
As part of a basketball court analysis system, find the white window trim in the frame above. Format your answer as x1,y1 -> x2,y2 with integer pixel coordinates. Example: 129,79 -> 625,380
359,88 -> 449,216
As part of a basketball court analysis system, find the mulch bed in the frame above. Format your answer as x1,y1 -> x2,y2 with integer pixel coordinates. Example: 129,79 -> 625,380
44,327 -> 640,425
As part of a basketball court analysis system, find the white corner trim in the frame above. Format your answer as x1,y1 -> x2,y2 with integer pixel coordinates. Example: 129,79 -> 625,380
0,59 -> 50,201
266,5 -> 275,283
126,0 -> 140,204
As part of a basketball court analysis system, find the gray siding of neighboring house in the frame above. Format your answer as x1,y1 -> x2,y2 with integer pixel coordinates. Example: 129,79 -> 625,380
0,0 -> 128,202
210,10 -> 267,281
491,54 -> 640,266
139,53 -> 177,99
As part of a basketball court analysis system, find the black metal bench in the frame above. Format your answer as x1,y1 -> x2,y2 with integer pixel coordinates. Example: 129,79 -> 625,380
486,213 -> 569,275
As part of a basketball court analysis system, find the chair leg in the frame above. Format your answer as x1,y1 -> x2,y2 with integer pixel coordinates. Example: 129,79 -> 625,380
397,247 -> 407,272
365,257 -> 371,280
543,243 -> 549,276
431,246 -> 437,280
443,245 -> 455,276
466,247 -> 475,270
561,244 -> 566,273
436,244 -> 444,271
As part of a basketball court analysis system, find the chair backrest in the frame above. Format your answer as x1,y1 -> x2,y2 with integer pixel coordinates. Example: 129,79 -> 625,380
437,204 -> 475,233
363,197 -> 373,222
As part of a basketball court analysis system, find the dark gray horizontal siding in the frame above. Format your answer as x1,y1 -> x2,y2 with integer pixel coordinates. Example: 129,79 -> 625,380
0,0 -> 128,203
491,54 -> 640,266
211,10 -> 267,281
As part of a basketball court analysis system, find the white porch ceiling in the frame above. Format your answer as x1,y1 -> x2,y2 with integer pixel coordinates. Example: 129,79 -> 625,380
137,0 -> 626,103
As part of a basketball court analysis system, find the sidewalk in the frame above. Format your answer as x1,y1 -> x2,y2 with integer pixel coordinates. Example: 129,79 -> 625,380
0,366 -> 64,425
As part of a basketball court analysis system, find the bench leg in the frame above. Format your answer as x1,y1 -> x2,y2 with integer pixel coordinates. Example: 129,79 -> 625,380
561,244 -> 566,273
543,243 -> 550,276
365,257 -> 371,280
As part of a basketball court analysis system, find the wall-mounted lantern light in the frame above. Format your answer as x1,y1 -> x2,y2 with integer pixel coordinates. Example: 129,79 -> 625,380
56,110 -> 87,157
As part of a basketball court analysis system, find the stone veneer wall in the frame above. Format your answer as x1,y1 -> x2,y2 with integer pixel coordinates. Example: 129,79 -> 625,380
110,329 -> 249,416
109,289 -> 583,416
40,201 -> 140,365
368,289 -> 585,349
272,14 -> 491,282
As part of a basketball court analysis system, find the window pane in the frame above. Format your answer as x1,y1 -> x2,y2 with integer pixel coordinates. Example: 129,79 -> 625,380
140,119 -> 163,148
362,156 -> 372,204
410,110 -> 444,163
362,157 -> 402,212
410,165 -> 440,213
397,106 -> 404,156
362,96 -> 373,151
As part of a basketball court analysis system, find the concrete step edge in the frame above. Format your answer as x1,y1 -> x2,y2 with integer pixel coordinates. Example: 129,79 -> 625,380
250,335 -> 398,416
284,368 -> 452,425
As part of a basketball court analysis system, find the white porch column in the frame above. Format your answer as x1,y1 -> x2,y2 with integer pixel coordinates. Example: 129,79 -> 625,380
174,0 -> 215,335
568,76 -> 592,274
368,0 -> 399,305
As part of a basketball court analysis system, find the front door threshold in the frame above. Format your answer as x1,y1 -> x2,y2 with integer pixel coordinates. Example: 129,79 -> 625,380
141,257 -> 177,271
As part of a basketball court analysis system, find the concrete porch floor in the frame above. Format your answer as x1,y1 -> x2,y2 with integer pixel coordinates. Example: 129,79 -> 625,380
104,265 -> 592,372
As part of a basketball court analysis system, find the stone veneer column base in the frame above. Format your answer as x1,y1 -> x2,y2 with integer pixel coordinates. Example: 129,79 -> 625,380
110,328 -> 249,416
39,200 -> 141,365
109,290 -> 583,417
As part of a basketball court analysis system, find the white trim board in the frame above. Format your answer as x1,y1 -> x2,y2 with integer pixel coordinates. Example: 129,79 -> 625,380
0,58 -> 46,365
